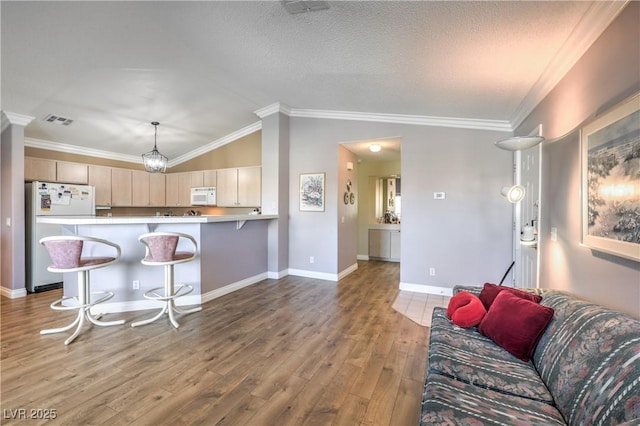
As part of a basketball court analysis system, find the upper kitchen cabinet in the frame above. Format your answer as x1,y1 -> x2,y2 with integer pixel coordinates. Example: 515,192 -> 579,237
149,173 -> 166,206
56,161 -> 88,184
25,157 -> 56,182
131,170 -> 166,207
88,165 -> 112,206
24,157 -> 88,184
110,168 -> 132,206
132,170 -> 150,206
166,172 -> 195,207
217,166 -> 261,207
203,170 -> 217,187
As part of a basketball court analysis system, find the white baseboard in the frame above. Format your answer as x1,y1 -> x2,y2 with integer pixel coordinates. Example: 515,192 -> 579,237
357,254 -> 369,261
201,272 -> 268,303
338,262 -> 358,280
88,273 -> 268,314
0,286 -> 27,299
288,268 -> 338,282
399,282 -> 453,297
267,269 -> 288,279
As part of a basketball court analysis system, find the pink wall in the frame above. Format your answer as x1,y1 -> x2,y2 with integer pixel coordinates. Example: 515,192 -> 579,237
517,3 -> 640,316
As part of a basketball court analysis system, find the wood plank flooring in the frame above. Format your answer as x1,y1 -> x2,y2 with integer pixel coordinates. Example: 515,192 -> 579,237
0,261 -> 430,425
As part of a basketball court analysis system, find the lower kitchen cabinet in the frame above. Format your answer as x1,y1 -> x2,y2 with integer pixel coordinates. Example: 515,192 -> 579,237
369,228 -> 400,262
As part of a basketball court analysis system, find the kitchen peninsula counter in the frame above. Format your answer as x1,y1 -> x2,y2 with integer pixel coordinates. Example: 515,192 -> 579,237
37,214 -> 278,225
38,214 -> 278,313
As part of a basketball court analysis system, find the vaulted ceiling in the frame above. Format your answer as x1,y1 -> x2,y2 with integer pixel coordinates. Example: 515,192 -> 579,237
1,1 -> 627,165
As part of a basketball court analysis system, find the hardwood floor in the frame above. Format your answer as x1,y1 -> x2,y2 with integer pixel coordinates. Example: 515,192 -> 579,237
1,261 -> 430,425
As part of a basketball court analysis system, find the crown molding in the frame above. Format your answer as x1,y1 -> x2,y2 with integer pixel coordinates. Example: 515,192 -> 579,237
510,0 -> 629,129
24,137 -> 142,164
1,111 -> 35,132
256,103 -> 512,131
24,121 -> 263,167
168,121 -> 262,166
287,108 -> 513,132
254,102 -> 292,118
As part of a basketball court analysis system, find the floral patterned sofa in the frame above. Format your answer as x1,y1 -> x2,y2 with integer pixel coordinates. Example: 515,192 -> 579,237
420,286 -> 640,425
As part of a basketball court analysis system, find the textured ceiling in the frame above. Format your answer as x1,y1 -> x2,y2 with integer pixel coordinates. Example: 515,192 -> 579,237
0,1 -> 623,165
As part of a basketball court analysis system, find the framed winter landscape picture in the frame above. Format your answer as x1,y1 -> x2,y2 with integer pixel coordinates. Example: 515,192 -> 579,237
581,92 -> 640,262
300,172 -> 325,211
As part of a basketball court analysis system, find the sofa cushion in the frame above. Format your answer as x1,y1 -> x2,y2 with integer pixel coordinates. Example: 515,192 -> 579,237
421,373 -> 566,426
429,307 -> 555,404
446,291 -> 486,328
533,291 -> 640,426
478,290 -> 554,362
478,282 -> 543,310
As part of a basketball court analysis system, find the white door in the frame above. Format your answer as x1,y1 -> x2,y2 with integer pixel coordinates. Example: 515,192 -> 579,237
515,145 -> 541,288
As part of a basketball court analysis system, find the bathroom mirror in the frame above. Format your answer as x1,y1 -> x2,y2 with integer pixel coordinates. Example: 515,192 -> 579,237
374,176 -> 401,222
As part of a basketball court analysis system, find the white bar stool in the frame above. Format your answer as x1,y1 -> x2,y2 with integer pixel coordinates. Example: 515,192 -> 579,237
40,236 -> 125,345
131,232 -> 202,329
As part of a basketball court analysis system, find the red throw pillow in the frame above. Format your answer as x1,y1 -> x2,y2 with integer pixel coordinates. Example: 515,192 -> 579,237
478,290 -> 554,362
447,291 -> 487,328
478,282 -> 542,311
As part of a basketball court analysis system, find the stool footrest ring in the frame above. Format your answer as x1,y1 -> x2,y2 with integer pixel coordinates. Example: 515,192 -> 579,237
142,284 -> 194,302
49,291 -> 115,311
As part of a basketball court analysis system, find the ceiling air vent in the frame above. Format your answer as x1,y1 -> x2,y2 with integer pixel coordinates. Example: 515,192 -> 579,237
43,114 -> 74,126
282,0 -> 329,14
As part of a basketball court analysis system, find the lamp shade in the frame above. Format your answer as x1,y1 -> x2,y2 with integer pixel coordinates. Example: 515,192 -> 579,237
495,136 -> 544,151
501,185 -> 525,203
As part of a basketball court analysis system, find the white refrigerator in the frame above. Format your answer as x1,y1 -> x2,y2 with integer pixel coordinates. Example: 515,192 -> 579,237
25,181 -> 95,292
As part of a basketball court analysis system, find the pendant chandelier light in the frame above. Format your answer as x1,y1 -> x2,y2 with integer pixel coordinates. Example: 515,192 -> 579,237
142,121 -> 168,173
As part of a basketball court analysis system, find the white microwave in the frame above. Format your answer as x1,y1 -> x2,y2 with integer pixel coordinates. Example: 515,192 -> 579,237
191,187 -> 216,206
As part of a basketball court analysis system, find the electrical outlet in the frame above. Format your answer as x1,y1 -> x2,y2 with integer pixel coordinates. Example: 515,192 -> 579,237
309,256 -> 315,264
132,280 -> 140,290
429,267 -> 436,276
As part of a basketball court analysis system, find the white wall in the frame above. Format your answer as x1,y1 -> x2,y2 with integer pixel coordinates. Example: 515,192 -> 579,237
288,116 -> 512,293
337,145 -> 358,274
516,2 -> 640,316
1,123 -> 26,296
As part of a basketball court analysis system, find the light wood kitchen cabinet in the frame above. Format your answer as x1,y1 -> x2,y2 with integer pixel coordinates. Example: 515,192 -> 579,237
25,157 -> 88,184
369,228 -> 401,262
111,168 -> 132,206
88,165 -> 112,206
165,172 -> 193,207
149,173 -> 166,206
203,170 -> 217,187
25,157 -> 56,182
56,161 -> 88,184
132,170 -> 150,206
131,171 -> 165,207
217,166 -> 261,207
165,173 -> 179,207
190,171 -> 204,189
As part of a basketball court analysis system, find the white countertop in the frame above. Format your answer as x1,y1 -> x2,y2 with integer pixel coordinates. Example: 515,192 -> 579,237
37,214 -> 278,225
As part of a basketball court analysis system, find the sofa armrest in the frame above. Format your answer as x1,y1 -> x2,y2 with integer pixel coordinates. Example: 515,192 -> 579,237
452,285 -> 482,296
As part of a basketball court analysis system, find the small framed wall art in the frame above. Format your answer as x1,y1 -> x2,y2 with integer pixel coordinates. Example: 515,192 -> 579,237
300,172 -> 325,212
